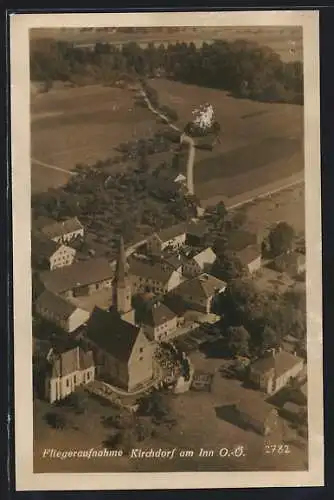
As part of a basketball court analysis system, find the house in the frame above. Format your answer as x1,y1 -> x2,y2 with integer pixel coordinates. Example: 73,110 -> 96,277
182,247 -> 217,278
235,245 -> 262,274
234,398 -> 279,436
129,256 -> 181,295
45,345 -> 95,404
85,307 -> 153,392
140,302 -> 178,342
31,231 -> 76,271
186,219 -> 209,247
35,216 -> 84,244
146,223 -> 186,256
226,229 -> 258,251
249,348 -> 304,395
40,257 -> 114,299
171,273 -> 227,313
35,290 -> 91,333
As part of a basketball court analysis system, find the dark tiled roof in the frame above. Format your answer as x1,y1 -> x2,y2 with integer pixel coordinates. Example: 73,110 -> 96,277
39,217 -> 83,240
156,223 -> 187,243
129,256 -> 176,284
142,302 -> 176,327
250,350 -> 303,379
235,245 -> 261,266
31,231 -> 59,260
226,229 -> 257,252
36,290 -> 77,319
86,307 -> 143,362
51,346 -> 94,378
186,220 -> 209,238
40,257 -> 114,294
236,398 -> 277,424
173,273 -> 226,300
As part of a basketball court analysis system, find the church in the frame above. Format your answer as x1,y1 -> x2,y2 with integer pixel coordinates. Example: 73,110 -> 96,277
84,236 -> 155,392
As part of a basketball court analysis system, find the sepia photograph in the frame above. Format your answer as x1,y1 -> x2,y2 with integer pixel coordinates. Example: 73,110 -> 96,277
10,11 -> 323,490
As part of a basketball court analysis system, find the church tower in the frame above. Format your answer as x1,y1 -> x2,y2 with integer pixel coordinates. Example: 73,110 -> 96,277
113,235 -> 133,320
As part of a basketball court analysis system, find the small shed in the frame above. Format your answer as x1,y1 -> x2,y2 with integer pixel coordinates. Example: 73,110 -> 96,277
234,399 -> 279,436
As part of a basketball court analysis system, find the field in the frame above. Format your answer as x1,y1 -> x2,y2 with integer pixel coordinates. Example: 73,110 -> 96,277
31,84 -> 158,192
149,78 -> 304,206
31,77 -> 304,207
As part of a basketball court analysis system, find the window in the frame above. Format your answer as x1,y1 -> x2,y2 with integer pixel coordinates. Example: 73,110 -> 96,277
139,347 -> 143,353
86,371 -> 90,381
66,378 -> 69,387
139,356 -> 143,361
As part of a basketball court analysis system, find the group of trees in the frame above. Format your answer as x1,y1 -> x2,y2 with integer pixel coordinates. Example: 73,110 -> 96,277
140,80 -> 179,121
30,38 -> 303,105
222,278 -> 306,358
31,148 -> 198,257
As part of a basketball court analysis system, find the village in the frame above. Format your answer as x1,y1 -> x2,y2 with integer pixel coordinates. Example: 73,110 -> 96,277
32,191 -> 308,464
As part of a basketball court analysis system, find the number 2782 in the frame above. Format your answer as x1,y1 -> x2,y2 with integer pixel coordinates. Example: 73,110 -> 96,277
264,444 -> 291,455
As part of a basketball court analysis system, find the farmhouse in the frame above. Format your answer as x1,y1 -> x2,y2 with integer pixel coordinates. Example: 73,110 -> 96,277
129,256 -> 181,295
40,257 -> 114,299
31,231 -> 76,271
35,290 -> 91,333
35,216 -> 84,244
85,307 -> 154,392
146,223 -> 186,256
140,302 -> 178,342
171,273 -> 227,313
45,345 -> 95,404
235,244 -> 262,274
234,399 -> 279,436
249,348 -> 304,395
182,247 -> 217,278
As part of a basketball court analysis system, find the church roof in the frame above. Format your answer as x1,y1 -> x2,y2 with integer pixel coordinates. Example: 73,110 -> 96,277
86,307 -> 144,363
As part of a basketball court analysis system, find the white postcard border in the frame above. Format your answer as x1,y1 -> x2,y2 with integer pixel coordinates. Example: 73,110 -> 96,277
10,10 -> 323,490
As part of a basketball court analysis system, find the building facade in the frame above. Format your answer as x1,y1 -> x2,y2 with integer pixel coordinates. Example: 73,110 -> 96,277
86,308 -> 154,392
249,349 -> 304,395
45,346 -> 95,404
35,290 -> 91,333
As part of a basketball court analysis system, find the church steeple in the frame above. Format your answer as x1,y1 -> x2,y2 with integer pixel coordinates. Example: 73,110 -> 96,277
115,234 -> 127,286
113,235 -> 132,316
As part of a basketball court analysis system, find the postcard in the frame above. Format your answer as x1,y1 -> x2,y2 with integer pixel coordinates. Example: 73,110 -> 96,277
10,10 -> 323,490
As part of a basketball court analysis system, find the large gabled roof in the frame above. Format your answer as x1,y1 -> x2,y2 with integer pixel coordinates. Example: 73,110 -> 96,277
173,273 -> 226,300
155,223 -> 187,243
36,289 -> 77,319
86,307 -> 144,363
40,257 -> 114,294
37,216 -> 83,240
250,349 -> 303,379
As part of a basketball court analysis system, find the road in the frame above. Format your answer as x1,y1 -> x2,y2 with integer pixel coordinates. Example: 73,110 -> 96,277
32,158 -> 77,176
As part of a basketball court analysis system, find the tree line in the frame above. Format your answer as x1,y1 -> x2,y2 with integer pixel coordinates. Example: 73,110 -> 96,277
30,37 -> 303,104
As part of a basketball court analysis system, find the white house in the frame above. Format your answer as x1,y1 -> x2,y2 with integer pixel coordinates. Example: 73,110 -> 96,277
32,232 -> 76,271
171,273 -> 227,313
182,247 -> 217,278
45,346 -> 95,404
249,348 -> 304,395
146,223 -> 186,256
36,216 -> 84,244
236,245 -> 262,274
141,302 -> 178,342
35,289 -> 91,333
129,256 -> 181,295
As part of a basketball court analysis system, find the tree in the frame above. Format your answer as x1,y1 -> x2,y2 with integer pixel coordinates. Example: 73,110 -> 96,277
268,221 -> 295,257
211,251 -> 245,282
227,325 -> 250,357
259,326 -> 279,355
44,411 -> 67,430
